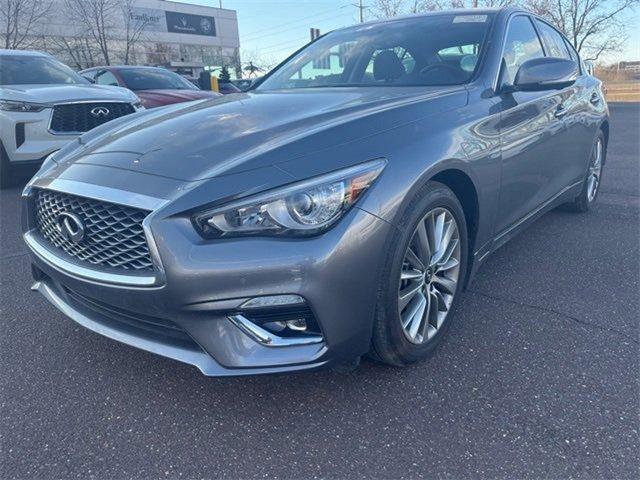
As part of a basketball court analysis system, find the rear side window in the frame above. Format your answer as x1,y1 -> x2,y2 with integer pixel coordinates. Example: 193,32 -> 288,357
95,70 -> 119,86
535,20 -> 571,59
501,16 -> 545,85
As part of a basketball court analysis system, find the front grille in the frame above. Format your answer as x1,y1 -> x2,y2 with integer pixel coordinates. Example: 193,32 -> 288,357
34,189 -> 154,271
50,102 -> 135,133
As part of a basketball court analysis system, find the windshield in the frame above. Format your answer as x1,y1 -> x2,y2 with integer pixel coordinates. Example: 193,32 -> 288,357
119,68 -> 198,90
257,13 -> 494,90
0,55 -> 88,86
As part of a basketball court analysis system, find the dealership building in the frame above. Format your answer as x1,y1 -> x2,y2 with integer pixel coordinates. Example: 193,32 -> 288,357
31,0 -> 241,75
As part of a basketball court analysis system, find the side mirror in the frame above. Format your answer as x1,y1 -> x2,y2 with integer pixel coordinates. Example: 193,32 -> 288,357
512,57 -> 578,92
583,60 -> 595,76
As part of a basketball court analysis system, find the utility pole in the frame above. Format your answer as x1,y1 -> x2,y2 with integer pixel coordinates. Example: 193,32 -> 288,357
354,0 -> 366,23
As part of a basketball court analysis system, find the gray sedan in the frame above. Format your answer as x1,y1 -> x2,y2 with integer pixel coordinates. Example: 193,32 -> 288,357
22,7 -> 608,376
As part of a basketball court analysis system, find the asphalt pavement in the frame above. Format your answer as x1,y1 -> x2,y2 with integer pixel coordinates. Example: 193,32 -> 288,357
1,103 -> 638,479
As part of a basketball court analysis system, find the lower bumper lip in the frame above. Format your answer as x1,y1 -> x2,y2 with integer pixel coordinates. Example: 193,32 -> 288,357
32,279 -> 329,376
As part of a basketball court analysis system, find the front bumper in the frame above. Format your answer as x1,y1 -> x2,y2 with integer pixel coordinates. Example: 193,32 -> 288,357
0,108 -> 74,164
22,180 -> 392,376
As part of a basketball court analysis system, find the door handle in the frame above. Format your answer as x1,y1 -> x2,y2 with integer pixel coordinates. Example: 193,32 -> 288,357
590,93 -> 601,106
554,104 -> 568,119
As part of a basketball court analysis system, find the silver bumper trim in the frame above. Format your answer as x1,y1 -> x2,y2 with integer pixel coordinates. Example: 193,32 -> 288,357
25,231 -> 157,287
228,314 -> 324,347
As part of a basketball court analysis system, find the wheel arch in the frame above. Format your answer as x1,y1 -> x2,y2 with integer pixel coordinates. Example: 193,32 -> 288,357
599,119 -> 610,163
430,168 -> 480,285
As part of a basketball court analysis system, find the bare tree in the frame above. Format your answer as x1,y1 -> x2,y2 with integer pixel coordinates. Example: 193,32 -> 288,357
526,0 -> 639,60
120,0 -> 149,65
0,0 -> 52,49
47,35 -> 98,69
64,0 -> 119,65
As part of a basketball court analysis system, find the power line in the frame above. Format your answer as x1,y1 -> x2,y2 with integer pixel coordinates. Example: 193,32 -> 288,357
240,5 -> 349,41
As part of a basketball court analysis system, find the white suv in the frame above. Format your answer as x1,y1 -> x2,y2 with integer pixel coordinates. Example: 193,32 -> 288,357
0,49 -> 143,187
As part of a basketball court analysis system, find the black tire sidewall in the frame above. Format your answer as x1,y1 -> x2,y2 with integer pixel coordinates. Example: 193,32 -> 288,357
371,181 -> 468,366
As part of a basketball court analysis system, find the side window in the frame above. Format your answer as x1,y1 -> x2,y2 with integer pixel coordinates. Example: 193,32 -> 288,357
501,16 -> 545,86
95,70 -> 119,86
81,70 -> 96,82
535,20 -> 571,59
563,37 -> 582,73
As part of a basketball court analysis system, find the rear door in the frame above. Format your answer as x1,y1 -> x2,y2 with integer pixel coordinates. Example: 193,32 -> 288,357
494,14 -> 571,234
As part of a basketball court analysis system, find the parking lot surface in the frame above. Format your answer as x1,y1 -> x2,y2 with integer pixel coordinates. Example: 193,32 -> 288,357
1,104 -> 638,479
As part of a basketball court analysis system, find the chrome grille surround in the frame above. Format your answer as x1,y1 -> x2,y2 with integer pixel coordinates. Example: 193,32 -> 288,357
34,189 -> 154,272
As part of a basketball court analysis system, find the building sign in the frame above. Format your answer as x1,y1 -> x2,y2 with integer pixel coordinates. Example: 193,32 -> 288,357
165,11 -> 216,37
129,8 -> 166,32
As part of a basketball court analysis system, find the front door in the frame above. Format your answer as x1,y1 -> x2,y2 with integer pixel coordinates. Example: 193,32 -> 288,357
493,14 -> 571,234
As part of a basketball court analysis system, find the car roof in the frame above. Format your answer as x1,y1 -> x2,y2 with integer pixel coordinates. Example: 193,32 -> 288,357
0,49 -> 50,57
332,7 -> 524,31
81,65 -> 169,72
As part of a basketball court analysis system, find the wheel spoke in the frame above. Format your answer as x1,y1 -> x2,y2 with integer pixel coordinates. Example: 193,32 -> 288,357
414,220 -> 432,266
439,257 -> 459,271
407,294 -> 427,338
399,282 -> 423,310
432,274 -> 456,294
401,268 -> 424,280
405,247 -> 425,271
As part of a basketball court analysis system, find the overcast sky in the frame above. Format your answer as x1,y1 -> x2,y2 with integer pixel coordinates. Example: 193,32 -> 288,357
180,0 -> 638,66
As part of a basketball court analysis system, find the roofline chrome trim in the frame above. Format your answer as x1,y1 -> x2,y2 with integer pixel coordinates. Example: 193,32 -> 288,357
25,231 -> 158,287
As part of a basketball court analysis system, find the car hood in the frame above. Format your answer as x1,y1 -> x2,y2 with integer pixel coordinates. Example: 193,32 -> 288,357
135,89 -> 220,107
0,84 -> 137,104
59,86 -> 467,182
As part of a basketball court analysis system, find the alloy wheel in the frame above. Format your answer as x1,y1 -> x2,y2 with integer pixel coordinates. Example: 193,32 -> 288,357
398,207 -> 461,345
587,138 -> 603,202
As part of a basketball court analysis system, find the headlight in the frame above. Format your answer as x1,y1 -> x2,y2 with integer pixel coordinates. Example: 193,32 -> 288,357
132,100 -> 145,111
0,100 -> 48,112
193,159 -> 386,238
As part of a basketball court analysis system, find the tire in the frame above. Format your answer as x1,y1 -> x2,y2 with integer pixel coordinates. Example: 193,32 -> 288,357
370,180 -> 468,367
0,142 -> 12,189
564,131 -> 605,213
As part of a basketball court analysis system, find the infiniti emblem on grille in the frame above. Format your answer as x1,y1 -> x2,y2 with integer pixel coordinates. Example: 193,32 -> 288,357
90,106 -> 110,117
56,212 -> 85,244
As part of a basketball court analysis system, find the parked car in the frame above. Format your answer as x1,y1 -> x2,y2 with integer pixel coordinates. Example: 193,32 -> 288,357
80,66 -> 221,108
23,8 -> 608,376
0,50 -> 143,187
232,79 -> 255,91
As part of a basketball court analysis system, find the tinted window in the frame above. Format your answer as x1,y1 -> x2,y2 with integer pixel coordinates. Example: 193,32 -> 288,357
501,16 -> 545,85
118,68 -> 198,90
95,70 -> 119,86
563,37 -> 582,72
0,55 -> 88,85
535,20 -> 571,59
258,13 -> 494,90
81,70 -> 97,81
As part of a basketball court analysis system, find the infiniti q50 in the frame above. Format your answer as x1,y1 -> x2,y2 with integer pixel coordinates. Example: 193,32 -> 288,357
22,8 -> 609,376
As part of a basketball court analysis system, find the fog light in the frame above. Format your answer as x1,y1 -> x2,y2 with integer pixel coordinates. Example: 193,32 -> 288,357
286,318 -> 307,331
241,294 -> 305,309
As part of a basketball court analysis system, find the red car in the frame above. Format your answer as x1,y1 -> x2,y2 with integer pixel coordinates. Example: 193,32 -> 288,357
79,66 -> 222,108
